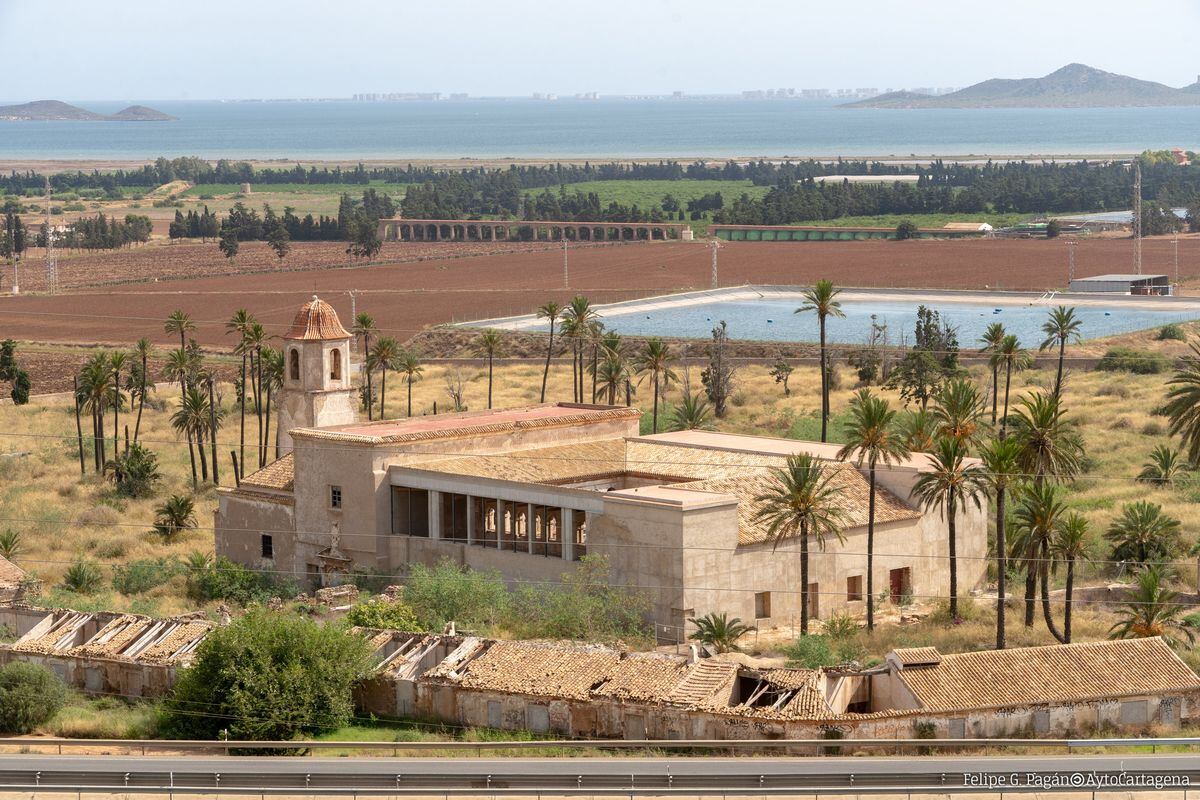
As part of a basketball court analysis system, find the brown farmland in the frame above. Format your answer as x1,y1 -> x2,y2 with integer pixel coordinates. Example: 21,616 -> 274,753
1,236 -> 1196,354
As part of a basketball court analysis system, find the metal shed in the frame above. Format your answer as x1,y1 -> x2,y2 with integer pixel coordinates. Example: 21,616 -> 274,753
1067,274 -> 1172,296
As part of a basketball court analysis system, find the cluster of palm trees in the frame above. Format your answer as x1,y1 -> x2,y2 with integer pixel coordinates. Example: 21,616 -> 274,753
225,310 -> 282,479
74,338 -> 153,474
351,310 -> 424,419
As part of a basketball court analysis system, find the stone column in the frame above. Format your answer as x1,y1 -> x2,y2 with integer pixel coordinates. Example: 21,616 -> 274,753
562,508 -> 574,562
428,491 -> 441,540
465,495 -> 475,545
495,499 -> 505,549
527,503 -> 535,554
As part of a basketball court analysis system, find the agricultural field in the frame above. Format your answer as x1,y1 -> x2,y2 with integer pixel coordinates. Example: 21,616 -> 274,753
791,212 -> 1034,229
548,178 -> 770,208
4,347 -> 1199,668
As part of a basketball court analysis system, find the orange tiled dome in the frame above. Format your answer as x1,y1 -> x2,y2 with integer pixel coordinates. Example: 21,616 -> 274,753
284,295 -> 351,340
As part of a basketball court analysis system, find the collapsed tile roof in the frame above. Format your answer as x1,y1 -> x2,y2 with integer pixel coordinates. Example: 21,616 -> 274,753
9,610 -> 212,666
893,639 -> 1200,713
0,555 -> 26,587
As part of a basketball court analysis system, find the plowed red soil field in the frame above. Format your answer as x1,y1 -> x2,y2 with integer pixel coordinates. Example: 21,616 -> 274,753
1,236 -> 1195,353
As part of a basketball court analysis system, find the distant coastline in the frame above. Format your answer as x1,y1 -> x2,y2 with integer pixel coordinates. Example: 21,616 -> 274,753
0,100 -> 175,121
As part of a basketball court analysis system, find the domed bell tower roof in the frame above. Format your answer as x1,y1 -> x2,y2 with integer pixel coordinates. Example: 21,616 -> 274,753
284,295 -> 351,341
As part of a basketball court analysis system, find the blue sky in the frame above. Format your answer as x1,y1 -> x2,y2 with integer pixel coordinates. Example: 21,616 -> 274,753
2,0 -> 1199,101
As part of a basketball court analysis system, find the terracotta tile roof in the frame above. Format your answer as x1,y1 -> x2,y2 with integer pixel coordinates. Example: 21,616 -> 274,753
455,640 -> 622,700
667,660 -> 738,705
239,453 -> 294,492
896,637 -> 1200,713
408,439 -> 629,484
892,646 -> 942,667
284,295 -> 351,340
11,611 -> 211,666
0,555 -> 25,586
592,654 -> 691,703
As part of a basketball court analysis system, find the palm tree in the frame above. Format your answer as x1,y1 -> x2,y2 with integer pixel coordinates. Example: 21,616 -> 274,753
795,280 -> 845,443
995,334 -> 1030,438
352,312 -> 378,419
397,349 -> 424,417
978,322 -> 1007,424
1137,445 -> 1187,487
838,389 -> 909,631
475,329 -> 504,409
108,350 -> 128,456
912,437 -> 988,620
1105,501 -> 1182,567
931,377 -> 989,448
77,353 -> 111,471
1011,482 -> 1068,643
162,346 -> 198,487
164,310 -> 195,350
256,346 -> 284,464
131,337 -> 153,444
687,612 -> 755,653
172,385 -> 215,482
898,407 -> 937,453
242,322 -> 268,464
979,436 -> 1023,649
226,309 -> 255,472
153,494 -> 197,541
536,301 -> 562,403
669,392 -> 714,431
1109,566 -> 1195,648
1038,306 -> 1082,400
563,296 -> 601,403
1164,341 -> 1200,464
751,453 -> 848,634
634,338 -> 678,434
367,337 -> 401,418
596,355 -> 629,406
1053,512 -> 1088,644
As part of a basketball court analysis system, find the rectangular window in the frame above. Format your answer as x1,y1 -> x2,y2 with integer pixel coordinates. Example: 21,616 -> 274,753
889,567 -> 912,604
260,534 -> 273,559
754,591 -> 771,619
441,492 -> 469,542
807,582 -> 820,620
329,485 -> 342,510
846,575 -> 864,602
391,487 -> 429,537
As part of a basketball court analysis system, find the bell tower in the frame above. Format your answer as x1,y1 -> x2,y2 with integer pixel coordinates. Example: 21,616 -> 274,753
276,295 -> 357,453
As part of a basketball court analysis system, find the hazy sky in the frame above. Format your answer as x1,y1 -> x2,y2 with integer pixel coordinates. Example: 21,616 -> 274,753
3,0 -> 1199,101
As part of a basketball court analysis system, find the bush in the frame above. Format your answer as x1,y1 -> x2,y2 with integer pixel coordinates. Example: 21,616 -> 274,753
1096,347 -> 1168,374
505,556 -> 652,642
821,612 -> 859,640
345,598 -> 421,631
102,443 -> 161,498
1158,323 -> 1188,341
0,663 -> 68,733
111,557 -> 182,595
895,220 -> 919,240
782,634 -> 835,668
61,559 -> 104,594
164,610 -> 372,740
186,556 -> 296,605
403,560 -> 510,631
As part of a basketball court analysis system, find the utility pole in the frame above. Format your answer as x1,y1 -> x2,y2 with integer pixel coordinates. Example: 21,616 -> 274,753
1133,160 -> 1143,275
709,237 -> 720,290
44,178 -> 58,295
562,234 -> 569,289
1174,233 -> 1180,291
1067,240 -> 1076,285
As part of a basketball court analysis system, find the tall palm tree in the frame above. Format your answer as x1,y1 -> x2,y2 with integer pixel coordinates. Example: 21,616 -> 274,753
258,347 -> 284,463
1038,305 -> 1082,400
475,329 -> 504,409
1137,445 -> 1187,487
751,453 -> 848,635
1104,501 -> 1182,567
536,301 -> 562,403
979,436 -> 1023,649
367,337 -> 401,418
164,309 -> 195,350
795,280 -> 845,443
108,350 -> 128,456
634,338 -> 678,434
131,337 -> 153,444
996,334 -> 1030,439
912,437 -> 988,620
352,312 -> 378,420
563,296 -> 601,404
669,392 -> 714,431
838,389 -> 909,631
77,353 -> 111,471
931,377 -> 989,448
226,309 -> 256,472
1011,482 -> 1068,643
596,355 -> 629,406
898,407 -> 937,453
1053,512 -> 1088,644
397,349 -> 424,417
978,322 -> 1007,425
242,322 -> 268,464
162,346 -> 198,487
1108,566 -> 1195,649
172,384 -> 214,482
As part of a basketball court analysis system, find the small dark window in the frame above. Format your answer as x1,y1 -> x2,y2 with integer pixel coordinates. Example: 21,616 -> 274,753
847,575 -> 864,602
330,485 -> 342,509
289,348 -> 300,381
330,348 -> 342,381
260,534 -> 273,559
754,591 -> 771,619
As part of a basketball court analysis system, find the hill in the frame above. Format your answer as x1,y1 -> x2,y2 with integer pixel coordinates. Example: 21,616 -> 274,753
843,64 -> 1200,108
0,99 -> 174,121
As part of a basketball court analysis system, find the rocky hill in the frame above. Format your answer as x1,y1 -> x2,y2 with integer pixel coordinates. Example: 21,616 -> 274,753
0,100 -> 175,121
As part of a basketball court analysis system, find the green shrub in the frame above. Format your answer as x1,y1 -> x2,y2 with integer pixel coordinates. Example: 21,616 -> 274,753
505,556 -> 651,643
403,560 -> 510,631
102,443 -> 161,498
186,556 -> 296,605
782,634 -> 835,668
164,610 -> 372,741
61,559 -> 104,594
1157,323 -> 1188,341
111,557 -> 182,595
1096,347 -> 1168,374
345,598 -> 421,631
821,612 -> 859,640
0,662 -> 68,733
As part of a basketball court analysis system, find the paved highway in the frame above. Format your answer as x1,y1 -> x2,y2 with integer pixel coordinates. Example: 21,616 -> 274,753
1,753 -> 1197,794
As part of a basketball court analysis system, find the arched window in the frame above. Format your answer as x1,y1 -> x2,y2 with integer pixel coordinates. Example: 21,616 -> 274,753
330,348 -> 342,381
289,349 -> 300,381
